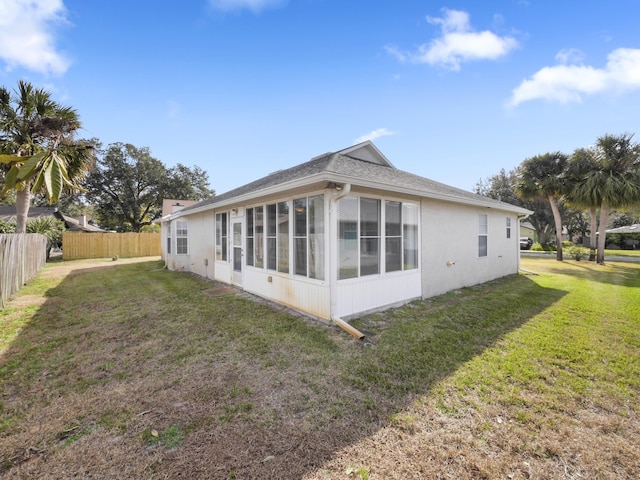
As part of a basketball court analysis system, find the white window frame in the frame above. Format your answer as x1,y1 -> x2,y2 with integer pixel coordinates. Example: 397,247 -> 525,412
338,195 -> 419,280
216,212 -> 228,262
176,220 -> 188,255
166,222 -> 172,255
478,214 -> 488,258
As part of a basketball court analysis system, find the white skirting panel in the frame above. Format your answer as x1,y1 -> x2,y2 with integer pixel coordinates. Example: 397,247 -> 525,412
243,269 -> 331,320
334,271 -> 422,319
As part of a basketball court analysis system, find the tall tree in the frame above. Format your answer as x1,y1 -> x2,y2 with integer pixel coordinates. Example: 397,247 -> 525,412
475,168 -> 557,244
571,133 -> 640,264
516,152 -> 569,261
0,81 -> 92,232
85,142 -> 214,232
566,147 -> 600,260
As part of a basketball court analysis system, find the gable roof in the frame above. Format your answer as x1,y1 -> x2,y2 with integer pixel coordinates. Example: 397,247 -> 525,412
170,141 -> 531,218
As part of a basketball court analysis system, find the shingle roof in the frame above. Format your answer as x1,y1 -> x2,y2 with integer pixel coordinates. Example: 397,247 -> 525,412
0,206 -> 105,232
178,142 -> 530,216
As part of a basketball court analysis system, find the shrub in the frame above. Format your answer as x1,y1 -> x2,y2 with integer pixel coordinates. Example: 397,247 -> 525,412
26,217 -> 65,259
568,245 -> 588,261
0,219 -> 16,233
531,242 -> 544,251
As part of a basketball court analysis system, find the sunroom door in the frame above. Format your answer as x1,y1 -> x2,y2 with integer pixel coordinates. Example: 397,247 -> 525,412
232,219 -> 243,286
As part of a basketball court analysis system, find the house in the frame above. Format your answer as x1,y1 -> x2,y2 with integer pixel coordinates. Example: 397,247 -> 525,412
161,142 -> 531,322
0,206 -> 105,232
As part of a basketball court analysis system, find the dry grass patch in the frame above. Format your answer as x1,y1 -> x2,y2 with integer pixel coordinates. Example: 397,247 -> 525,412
1,256 -> 639,479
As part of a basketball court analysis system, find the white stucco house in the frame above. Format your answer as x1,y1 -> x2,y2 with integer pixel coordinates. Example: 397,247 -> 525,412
161,141 -> 531,323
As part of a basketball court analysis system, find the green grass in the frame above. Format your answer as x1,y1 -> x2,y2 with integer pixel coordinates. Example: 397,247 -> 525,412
1,256 -> 639,478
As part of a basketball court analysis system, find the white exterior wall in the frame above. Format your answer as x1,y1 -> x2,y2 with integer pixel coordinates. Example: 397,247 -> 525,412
421,198 -> 520,298
165,211 -> 216,280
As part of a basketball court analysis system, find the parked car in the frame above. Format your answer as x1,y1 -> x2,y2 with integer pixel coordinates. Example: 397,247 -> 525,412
520,237 -> 533,250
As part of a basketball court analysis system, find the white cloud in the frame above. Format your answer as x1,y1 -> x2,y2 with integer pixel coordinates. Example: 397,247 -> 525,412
387,9 -> 518,71
209,0 -> 286,13
555,48 -> 585,65
354,128 -> 396,144
0,0 -> 70,75
508,48 -> 640,107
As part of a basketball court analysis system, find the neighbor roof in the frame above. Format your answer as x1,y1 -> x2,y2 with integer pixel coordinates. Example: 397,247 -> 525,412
170,141 -> 531,219
0,206 -> 105,232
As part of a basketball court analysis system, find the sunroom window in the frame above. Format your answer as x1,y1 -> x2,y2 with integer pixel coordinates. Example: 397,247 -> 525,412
215,213 -> 228,261
338,195 -> 418,280
293,194 -> 325,280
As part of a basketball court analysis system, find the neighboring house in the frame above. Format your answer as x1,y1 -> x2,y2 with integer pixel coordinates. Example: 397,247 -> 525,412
520,222 -> 537,243
161,141 -> 531,322
162,199 -> 199,218
0,206 -> 105,232
605,224 -> 640,250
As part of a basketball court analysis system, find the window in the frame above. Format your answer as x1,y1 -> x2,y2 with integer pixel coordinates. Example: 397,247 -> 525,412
294,198 -> 307,276
216,213 -> 228,261
339,195 -> 418,280
277,201 -> 289,273
385,201 -> 402,272
360,198 -> 380,276
265,202 -> 290,272
403,203 -> 418,270
506,217 -> 511,239
250,195 -> 324,279
176,220 -> 188,255
266,203 -> 277,270
292,194 -> 325,280
166,223 -> 172,255
479,214 -> 488,257
246,208 -> 254,266
338,196 -> 358,279
308,194 -> 324,280
254,206 -> 264,268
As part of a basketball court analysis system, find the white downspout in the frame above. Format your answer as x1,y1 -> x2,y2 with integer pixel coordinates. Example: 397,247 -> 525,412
328,184 -> 366,339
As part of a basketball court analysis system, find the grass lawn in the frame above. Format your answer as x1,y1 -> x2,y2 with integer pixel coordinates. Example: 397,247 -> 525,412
1,256 -> 639,479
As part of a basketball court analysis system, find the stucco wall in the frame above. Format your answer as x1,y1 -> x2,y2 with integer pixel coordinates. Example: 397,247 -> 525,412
165,211 -> 215,279
421,199 -> 520,298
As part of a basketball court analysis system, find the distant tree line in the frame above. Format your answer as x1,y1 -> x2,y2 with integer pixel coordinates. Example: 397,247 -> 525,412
476,133 -> 640,264
0,80 -> 215,234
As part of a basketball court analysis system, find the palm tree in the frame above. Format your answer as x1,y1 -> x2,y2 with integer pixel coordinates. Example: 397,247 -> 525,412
571,133 -> 640,264
0,81 -> 92,233
566,147 -> 599,261
516,152 -> 569,261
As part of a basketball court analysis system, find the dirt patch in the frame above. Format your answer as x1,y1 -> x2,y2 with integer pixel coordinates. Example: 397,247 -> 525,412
203,287 -> 240,297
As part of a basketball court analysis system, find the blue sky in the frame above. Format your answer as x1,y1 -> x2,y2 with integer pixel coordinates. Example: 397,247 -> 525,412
2,0 -> 640,195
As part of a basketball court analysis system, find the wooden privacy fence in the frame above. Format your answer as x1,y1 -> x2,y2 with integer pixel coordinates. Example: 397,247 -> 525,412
62,232 -> 161,260
0,233 -> 47,307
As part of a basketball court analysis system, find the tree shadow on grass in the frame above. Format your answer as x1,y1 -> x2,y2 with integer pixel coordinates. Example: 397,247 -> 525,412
542,260 -> 640,287
0,262 -> 567,479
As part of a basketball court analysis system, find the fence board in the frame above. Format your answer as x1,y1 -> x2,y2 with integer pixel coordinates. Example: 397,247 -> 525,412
0,233 -> 48,307
62,232 -> 161,260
